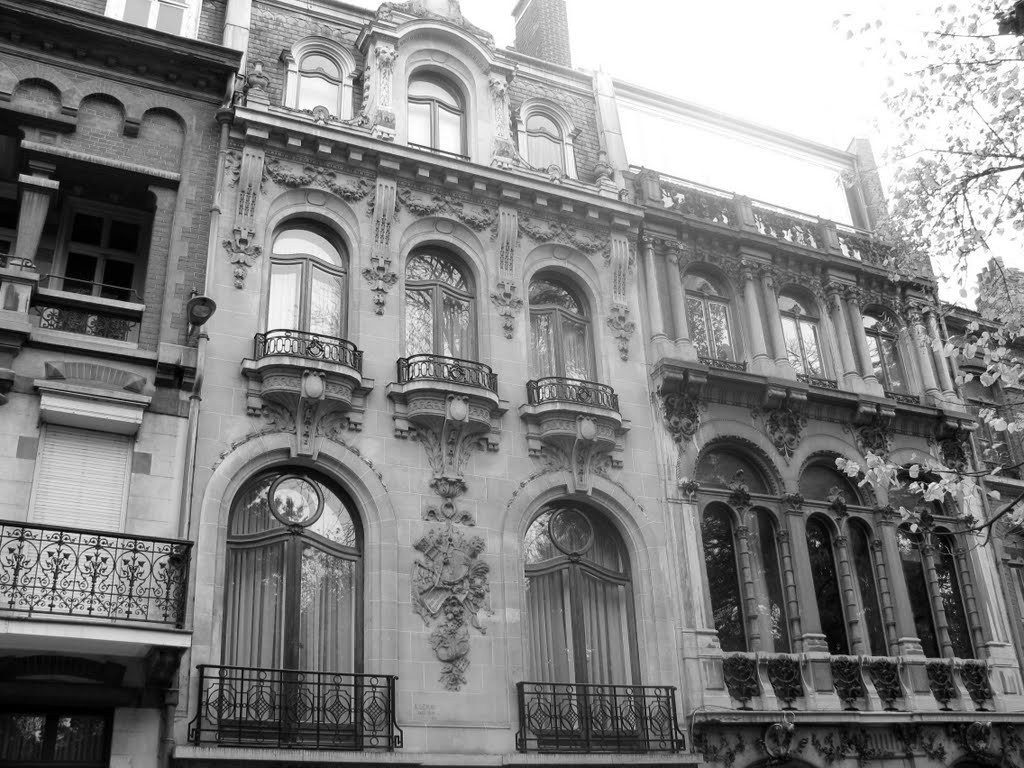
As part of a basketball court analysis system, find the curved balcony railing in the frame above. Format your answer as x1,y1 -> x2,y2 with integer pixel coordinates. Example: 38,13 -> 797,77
0,521 -> 191,627
516,681 -> 684,754
396,354 -> 498,393
255,330 -> 363,372
189,664 -> 403,751
526,377 -> 619,412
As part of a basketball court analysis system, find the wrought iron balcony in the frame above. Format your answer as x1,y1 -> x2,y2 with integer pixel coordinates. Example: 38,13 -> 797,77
526,377 -> 619,411
189,665 -> 402,751
0,521 -> 190,627
397,354 -> 497,392
255,329 -> 363,372
516,682 -> 684,754
699,355 -> 748,373
797,372 -> 838,389
886,389 -> 920,405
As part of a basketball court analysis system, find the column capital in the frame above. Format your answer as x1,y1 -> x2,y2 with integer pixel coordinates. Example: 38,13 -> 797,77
845,284 -> 866,307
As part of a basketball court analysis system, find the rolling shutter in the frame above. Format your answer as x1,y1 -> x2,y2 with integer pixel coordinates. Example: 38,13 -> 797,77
31,425 -> 131,532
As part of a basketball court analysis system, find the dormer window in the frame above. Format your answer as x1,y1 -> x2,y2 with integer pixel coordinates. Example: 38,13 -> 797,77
283,40 -> 355,119
517,102 -> 577,179
298,54 -> 343,113
105,0 -> 196,36
408,74 -> 466,157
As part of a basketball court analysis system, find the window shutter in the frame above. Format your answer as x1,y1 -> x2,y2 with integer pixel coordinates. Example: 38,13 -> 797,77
31,425 -> 131,532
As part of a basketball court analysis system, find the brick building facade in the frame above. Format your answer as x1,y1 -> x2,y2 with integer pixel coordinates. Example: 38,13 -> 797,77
1,2 -> 1022,768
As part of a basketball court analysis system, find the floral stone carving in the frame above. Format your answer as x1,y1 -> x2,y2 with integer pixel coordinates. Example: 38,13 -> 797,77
490,280 -> 523,339
412,524 -> 489,691
854,413 -> 893,458
753,403 -> 806,459
223,239 -> 262,289
722,654 -> 760,707
606,305 -> 636,361
662,391 -> 702,443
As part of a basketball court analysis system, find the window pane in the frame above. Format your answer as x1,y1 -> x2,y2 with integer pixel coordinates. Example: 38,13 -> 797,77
580,572 -> 633,685
806,518 -> 849,655
406,251 -> 468,289
529,311 -> 556,379
101,259 -> 135,301
108,219 -> 140,252
268,262 -> 301,330
223,542 -> 286,668
850,523 -> 887,656
781,316 -> 804,373
529,279 -> 581,313
64,252 -> 98,294
687,296 -> 710,357
801,320 -> 822,375
936,536 -> 974,658
866,334 -> 885,383
408,78 -> 460,108
300,54 -> 340,78
527,113 -> 560,136
527,133 -> 563,170
155,1 -> 184,33
437,106 -> 463,154
898,527 -> 940,657
754,510 -> 789,652
52,716 -> 107,763
274,229 -> 343,265
881,337 -> 906,392
708,300 -> 733,360
695,450 -> 770,494
441,291 -> 471,357
702,506 -> 746,652
561,315 -> 593,380
123,0 -> 151,26
299,544 -> 356,672
71,213 -> 104,246
0,715 -> 46,761
406,288 -> 433,357
298,75 -> 341,113
309,266 -> 344,337
408,102 -> 432,146
525,568 -> 575,682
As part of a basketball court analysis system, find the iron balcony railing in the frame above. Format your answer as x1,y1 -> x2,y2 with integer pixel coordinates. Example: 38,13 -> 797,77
0,521 -> 191,627
699,355 -> 748,373
255,329 -> 363,372
397,354 -> 498,392
797,373 -> 839,389
516,682 -> 684,754
886,389 -> 919,405
526,377 -> 619,412
189,665 -> 403,751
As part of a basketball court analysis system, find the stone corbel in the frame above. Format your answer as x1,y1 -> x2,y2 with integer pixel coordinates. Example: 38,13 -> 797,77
526,414 -> 627,494
227,136 -> 267,288
363,175 -> 399,313
606,303 -> 635,361
490,279 -> 523,339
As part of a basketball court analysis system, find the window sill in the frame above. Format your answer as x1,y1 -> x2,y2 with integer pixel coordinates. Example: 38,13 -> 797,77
29,329 -> 158,362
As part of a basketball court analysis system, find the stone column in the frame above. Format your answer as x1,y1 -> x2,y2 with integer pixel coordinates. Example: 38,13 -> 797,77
776,523 -> 804,652
926,307 -> 956,397
734,521 -> 763,651
845,287 -> 883,394
834,533 -> 867,655
665,243 -> 694,358
785,506 -> 828,651
826,282 -> 861,390
876,512 -> 925,655
641,235 -> 666,343
921,541 -> 955,657
13,160 -> 58,265
870,538 -> 900,656
740,261 -> 771,374
761,267 -> 795,378
954,545 -> 987,654
908,303 -> 941,398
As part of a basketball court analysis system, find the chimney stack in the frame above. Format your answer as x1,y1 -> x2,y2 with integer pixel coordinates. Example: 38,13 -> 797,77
512,0 -> 572,68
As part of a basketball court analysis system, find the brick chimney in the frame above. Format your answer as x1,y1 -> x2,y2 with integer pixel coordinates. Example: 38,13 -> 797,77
512,0 -> 571,68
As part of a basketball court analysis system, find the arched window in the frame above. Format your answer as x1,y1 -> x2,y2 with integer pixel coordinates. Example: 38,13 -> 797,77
524,505 -> 637,683
806,517 -> 849,655
849,520 -> 887,655
526,112 -> 564,171
863,310 -> 907,393
935,529 -> 975,659
297,53 -> 344,114
701,504 -> 746,652
779,292 -> 823,376
798,463 -> 862,506
408,74 -> 465,156
695,448 -> 772,494
684,273 -> 734,361
898,524 -> 940,657
269,224 -> 347,338
284,41 -> 354,118
405,247 -> 475,358
223,469 -> 361,672
751,509 -> 790,652
528,276 -> 594,381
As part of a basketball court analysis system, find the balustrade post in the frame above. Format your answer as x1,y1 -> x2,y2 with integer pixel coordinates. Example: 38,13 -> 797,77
665,242 -> 695,359
921,540 -> 955,657
833,533 -> 867,655
734,522 -> 763,651
740,260 -> 771,375
845,286 -> 883,394
13,160 -> 58,264
870,538 -> 900,656
761,267 -> 795,379
776,526 -> 804,652
641,234 -> 668,348
907,303 -> 941,399
825,282 -> 862,390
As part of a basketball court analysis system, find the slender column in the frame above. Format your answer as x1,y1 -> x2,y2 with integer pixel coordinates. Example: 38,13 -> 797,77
954,545 -> 987,654
926,307 -> 956,396
740,261 -> 770,372
665,243 -> 692,354
833,533 -> 867,655
921,541 -> 955,657
845,287 -> 881,391
870,538 -> 900,656
761,267 -> 794,377
908,303 -> 941,397
776,525 -> 804,652
785,507 -> 828,651
641,234 -> 667,342
13,161 -> 58,264
877,512 -> 923,655
826,283 -> 860,386
734,522 -> 763,651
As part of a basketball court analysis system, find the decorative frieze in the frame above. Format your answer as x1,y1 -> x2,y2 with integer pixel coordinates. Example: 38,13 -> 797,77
519,216 -> 609,254
396,186 -> 496,230
263,158 -> 372,201
606,305 -> 635,361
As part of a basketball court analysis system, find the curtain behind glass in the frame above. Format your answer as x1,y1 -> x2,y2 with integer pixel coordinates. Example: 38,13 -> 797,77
310,266 -> 344,337
530,312 -> 556,379
299,544 -> 356,671
223,542 -> 285,668
268,263 -> 300,330
526,569 -> 574,682
562,315 -> 593,380
527,133 -> 563,170
580,572 -> 632,685
441,291 -> 471,357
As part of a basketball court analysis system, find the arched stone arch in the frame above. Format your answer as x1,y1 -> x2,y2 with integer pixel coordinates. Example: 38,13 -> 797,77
139,107 -> 186,170
789,431 -> 862,475
190,432 -> 399,674
10,77 -> 61,117
681,260 -> 737,300
685,429 -> 785,496
75,92 -> 127,136
499,471 -> 675,687
796,447 -> 875,506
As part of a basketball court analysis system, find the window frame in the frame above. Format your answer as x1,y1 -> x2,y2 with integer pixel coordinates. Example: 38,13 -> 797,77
863,310 -> 908,393
104,0 -> 198,37
283,41 -> 356,119
684,273 -> 735,362
516,103 -> 578,179
404,248 -> 476,359
267,224 -> 349,338
407,73 -> 467,158
528,275 -> 596,381
0,709 -> 114,768
779,292 -> 824,377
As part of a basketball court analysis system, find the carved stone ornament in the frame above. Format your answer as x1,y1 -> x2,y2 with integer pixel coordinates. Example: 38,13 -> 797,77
782,492 -> 804,511
364,177 -> 399,314
728,473 -> 752,510
678,478 -> 700,498
753,403 -> 807,460
853,413 -> 893,458
412,524 -> 489,691
826,486 -> 848,516
362,261 -> 398,315
489,75 -> 515,166
763,721 -> 799,760
396,186 -> 496,231
490,280 -> 523,339
606,304 -> 635,361
662,391 -> 702,443
939,427 -> 971,472
519,216 -> 609,254
263,158 -> 372,202
223,238 -> 262,289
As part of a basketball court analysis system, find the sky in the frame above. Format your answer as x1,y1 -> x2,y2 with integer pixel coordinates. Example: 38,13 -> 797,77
346,0 -> 1022,298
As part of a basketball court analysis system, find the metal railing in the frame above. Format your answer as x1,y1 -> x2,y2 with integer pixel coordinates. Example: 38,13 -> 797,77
189,665 -> 403,750
397,354 -> 498,392
255,330 -> 363,372
0,253 -> 35,271
39,274 -> 144,303
699,356 -> 748,373
797,373 -> 839,389
516,682 -> 684,754
526,377 -> 619,411
0,521 -> 191,627
32,303 -> 141,343
886,389 -> 919,405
